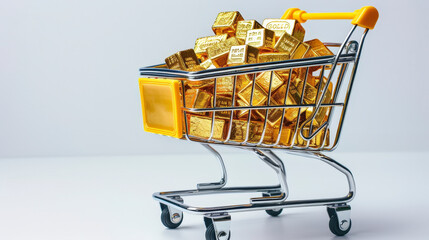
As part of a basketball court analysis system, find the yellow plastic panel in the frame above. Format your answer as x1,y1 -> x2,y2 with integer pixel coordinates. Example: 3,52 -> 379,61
139,78 -> 183,138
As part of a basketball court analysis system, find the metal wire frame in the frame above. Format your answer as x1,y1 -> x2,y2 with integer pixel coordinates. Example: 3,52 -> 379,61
139,25 -> 369,152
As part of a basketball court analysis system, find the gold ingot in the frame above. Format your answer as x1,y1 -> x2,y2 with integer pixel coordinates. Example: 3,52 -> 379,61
165,49 -> 200,70
207,37 -> 240,67
273,127 -> 295,146
215,74 -> 253,96
200,59 -> 217,69
185,79 -> 214,89
237,82 -> 268,106
271,85 -> 299,122
215,95 -> 233,119
291,42 -> 310,59
305,39 -> 334,57
258,52 -> 290,63
189,115 -> 225,140
227,45 -> 259,66
187,65 -> 206,72
236,99 -> 263,120
290,78 -> 317,104
194,34 -> 228,60
262,19 -> 305,41
255,71 -> 284,93
212,11 -> 244,37
229,120 -> 273,143
306,77 -> 333,125
274,33 -> 301,54
185,89 -> 212,115
295,127 -> 330,148
245,28 -> 275,50
236,20 -> 263,44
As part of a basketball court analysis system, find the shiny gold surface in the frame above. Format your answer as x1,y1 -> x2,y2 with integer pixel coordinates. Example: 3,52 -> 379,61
262,19 -> 305,41
274,33 -> 301,54
212,11 -> 244,36
245,28 -> 275,49
273,127 -> 294,146
185,79 -> 214,89
258,52 -> 290,63
236,20 -> 263,44
200,59 -> 217,69
227,45 -> 259,66
305,39 -> 334,56
237,82 -> 268,106
271,85 -> 300,122
215,95 -> 233,119
216,76 -> 234,96
290,78 -> 317,104
165,49 -> 199,70
207,37 -> 240,67
185,89 -> 212,115
194,34 -> 228,59
255,71 -> 284,93
229,120 -> 273,143
294,126 -> 330,148
291,42 -> 310,59
189,115 -> 225,140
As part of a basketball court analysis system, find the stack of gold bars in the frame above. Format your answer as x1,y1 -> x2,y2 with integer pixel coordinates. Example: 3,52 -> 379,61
164,11 -> 335,148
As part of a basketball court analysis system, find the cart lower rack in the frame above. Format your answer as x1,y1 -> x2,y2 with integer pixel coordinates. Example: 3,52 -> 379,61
139,7 -> 378,240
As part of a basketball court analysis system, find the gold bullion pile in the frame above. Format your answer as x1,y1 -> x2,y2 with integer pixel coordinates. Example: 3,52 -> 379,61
165,11 -> 334,148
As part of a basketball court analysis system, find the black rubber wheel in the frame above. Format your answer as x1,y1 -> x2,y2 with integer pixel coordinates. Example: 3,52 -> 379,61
329,215 -> 351,236
327,207 -> 336,218
205,224 -> 231,240
262,193 -> 283,217
265,208 -> 283,217
160,207 -> 183,229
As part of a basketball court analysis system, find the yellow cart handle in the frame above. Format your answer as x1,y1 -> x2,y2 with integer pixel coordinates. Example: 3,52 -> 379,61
281,6 -> 379,29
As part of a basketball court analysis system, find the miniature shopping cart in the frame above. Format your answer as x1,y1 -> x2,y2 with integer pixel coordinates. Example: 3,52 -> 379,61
138,7 -> 378,240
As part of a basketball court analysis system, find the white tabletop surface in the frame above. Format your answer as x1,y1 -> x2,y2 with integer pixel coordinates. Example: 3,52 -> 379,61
1,149 -> 428,240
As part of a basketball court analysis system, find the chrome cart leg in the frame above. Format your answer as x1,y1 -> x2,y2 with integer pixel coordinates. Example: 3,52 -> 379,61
160,196 -> 184,229
250,149 -> 289,204
327,204 -> 352,236
204,213 -> 231,240
197,144 -> 228,190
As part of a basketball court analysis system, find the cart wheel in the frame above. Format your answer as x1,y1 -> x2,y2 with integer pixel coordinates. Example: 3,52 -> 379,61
205,224 -> 231,240
265,208 -> 283,217
262,193 -> 283,217
329,214 -> 351,236
160,207 -> 183,229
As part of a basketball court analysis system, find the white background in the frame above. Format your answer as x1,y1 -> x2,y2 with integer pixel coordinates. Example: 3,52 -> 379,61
1,0 -> 428,158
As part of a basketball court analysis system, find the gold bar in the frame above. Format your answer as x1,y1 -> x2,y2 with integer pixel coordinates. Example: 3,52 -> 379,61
291,42 -> 310,59
271,85 -> 300,122
236,20 -> 263,44
305,39 -> 334,57
189,115 -> 225,140
306,77 -> 333,125
274,33 -> 301,55
165,49 -> 200,70
215,95 -> 233,119
294,127 -> 330,148
185,89 -> 212,115
237,82 -> 268,106
245,28 -> 275,50
255,71 -> 284,93
207,37 -> 240,68
212,11 -> 244,37
262,19 -> 305,41
290,78 -> 318,104
216,76 -> 234,96
236,99 -> 263,120
200,59 -> 217,69
185,79 -> 214,89
194,34 -> 228,60
229,120 -> 273,143
227,45 -> 259,66
258,52 -> 290,63
273,127 -> 295,146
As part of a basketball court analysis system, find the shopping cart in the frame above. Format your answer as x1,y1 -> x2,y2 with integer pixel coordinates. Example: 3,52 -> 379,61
138,7 -> 378,240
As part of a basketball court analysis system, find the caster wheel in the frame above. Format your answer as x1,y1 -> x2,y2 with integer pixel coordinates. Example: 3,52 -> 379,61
265,208 -> 283,217
205,224 -> 231,240
160,207 -> 183,229
329,215 -> 351,236
262,193 -> 283,217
